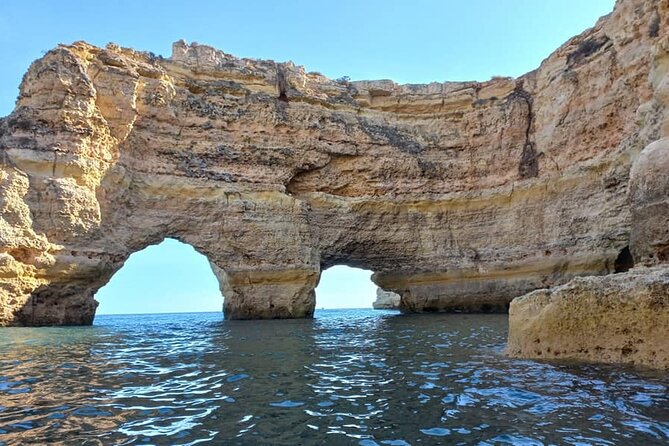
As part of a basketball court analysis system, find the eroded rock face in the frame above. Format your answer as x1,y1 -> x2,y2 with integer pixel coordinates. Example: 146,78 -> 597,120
0,0 -> 667,325
507,135 -> 669,369
508,134 -> 669,369
630,138 -> 669,265
507,267 -> 669,369
507,1 -> 669,368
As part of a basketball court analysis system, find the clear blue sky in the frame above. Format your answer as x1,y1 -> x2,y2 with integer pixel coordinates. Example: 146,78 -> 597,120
95,239 -> 378,315
0,1 -> 615,314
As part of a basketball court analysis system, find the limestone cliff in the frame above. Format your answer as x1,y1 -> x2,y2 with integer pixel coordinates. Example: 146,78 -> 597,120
0,0 -> 667,326
507,136 -> 669,369
507,267 -> 669,369
507,0 -> 669,368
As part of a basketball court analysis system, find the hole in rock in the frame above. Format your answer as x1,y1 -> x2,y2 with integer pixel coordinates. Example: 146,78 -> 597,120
315,266 -> 377,312
94,238 -> 222,318
613,246 -> 634,273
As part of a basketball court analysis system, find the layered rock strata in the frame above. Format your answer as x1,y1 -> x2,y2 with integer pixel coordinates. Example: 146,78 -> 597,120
508,137 -> 669,369
507,267 -> 669,369
0,0 -> 667,326
507,4 -> 669,368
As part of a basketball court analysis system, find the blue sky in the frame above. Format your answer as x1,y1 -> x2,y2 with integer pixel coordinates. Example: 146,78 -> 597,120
0,1 -> 615,314
95,239 -> 378,315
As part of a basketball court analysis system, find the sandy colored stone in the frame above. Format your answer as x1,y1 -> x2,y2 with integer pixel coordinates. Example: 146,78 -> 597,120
630,138 -> 669,264
0,0 -> 667,325
507,1 -> 669,369
507,267 -> 669,369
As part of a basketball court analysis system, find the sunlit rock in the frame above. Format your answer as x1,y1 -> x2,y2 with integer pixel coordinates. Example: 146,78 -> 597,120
0,0 -> 667,332
507,267 -> 669,369
507,0 -> 669,368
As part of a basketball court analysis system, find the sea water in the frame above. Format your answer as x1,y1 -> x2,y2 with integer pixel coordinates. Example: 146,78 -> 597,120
0,310 -> 667,445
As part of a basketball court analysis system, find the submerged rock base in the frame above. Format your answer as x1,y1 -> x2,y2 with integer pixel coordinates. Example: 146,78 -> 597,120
507,268 -> 669,369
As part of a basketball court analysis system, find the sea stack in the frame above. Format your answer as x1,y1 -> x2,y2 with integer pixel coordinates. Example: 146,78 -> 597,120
373,288 -> 401,310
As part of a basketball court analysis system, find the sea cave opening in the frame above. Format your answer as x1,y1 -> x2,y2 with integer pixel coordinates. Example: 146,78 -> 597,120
314,265 -> 379,313
614,246 -> 634,273
94,238 -> 223,319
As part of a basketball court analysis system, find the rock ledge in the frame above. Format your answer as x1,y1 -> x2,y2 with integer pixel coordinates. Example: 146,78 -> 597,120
507,267 -> 669,369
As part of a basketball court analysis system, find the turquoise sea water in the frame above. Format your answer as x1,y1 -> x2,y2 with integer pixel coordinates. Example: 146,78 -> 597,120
0,309 -> 667,445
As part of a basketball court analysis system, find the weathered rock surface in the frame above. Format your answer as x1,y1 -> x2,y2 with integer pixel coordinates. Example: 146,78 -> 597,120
507,267 -> 669,369
507,15 -> 669,368
0,0 -> 667,325
630,138 -> 669,265
508,133 -> 669,369
372,288 -> 400,310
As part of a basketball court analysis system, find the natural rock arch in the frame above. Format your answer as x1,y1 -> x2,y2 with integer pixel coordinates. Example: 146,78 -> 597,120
93,238 -> 222,315
316,265 -> 378,309
0,0 -> 667,326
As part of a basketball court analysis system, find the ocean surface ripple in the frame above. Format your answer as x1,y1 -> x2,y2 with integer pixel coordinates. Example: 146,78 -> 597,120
0,310 -> 667,445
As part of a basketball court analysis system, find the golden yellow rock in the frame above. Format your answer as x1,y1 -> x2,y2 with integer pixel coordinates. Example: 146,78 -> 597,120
507,267 -> 669,369
0,0 -> 667,344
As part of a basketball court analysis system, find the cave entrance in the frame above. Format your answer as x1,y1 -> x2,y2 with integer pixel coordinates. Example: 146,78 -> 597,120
614,246 -> 634,273
315,266 -> 378,313
94,238 -> 222,319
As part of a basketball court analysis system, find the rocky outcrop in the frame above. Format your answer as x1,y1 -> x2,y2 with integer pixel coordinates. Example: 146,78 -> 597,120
0,0 -> 667,325
508,137 -> 669,369
372,288 -> 400,310
507,267 -> 669,369
507,41 -> 669,368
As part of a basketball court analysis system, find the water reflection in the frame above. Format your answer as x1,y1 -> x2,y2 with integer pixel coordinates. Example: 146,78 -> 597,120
0,310 -> 667,445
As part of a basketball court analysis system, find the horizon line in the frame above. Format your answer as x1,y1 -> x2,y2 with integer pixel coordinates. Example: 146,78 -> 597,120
94,307 -> 385,317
